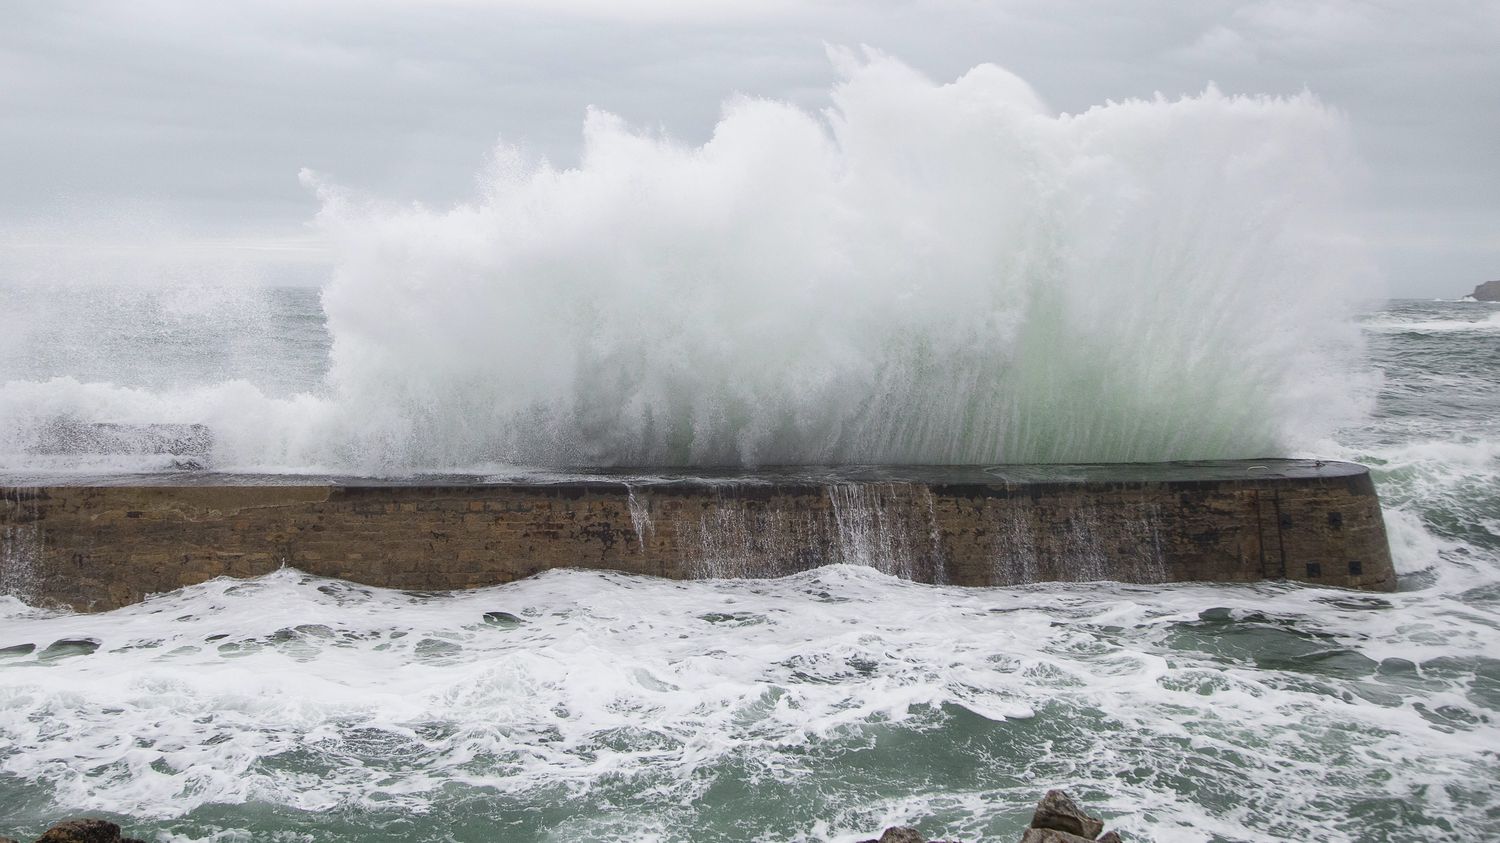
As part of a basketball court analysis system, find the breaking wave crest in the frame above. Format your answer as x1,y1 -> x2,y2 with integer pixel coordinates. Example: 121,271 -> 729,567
0,50 -> 1375,474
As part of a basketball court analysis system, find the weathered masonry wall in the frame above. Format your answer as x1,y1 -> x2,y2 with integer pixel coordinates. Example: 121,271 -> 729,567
0,461 -> 1395,611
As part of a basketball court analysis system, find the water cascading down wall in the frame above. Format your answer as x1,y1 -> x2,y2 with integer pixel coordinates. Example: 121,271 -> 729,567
0,461 -> 1394,612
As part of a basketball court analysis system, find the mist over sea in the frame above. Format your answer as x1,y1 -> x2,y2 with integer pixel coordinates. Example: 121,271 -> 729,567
2,56 -> 1498,842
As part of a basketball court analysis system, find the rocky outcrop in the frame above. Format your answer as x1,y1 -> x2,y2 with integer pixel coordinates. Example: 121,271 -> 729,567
1020,791 -> 1123,842
855,790 -> 1122,843
1029,789 -> 1105,838
860,829 -> 936,843
1470,280 -> 1500,301
28,820 -> 144,843
858,826 -> 964,843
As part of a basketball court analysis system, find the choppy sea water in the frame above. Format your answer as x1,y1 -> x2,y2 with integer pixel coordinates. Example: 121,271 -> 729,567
0,297 -> 1496,842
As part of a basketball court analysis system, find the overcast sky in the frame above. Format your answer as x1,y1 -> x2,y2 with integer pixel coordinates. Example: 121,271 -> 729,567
2,0 -> 1496,296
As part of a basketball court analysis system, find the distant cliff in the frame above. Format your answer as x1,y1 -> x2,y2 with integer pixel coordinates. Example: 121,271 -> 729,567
1471,280 -> 1500,301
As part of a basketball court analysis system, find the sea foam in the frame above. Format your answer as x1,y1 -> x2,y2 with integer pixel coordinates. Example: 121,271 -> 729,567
1,564 -> 1494,841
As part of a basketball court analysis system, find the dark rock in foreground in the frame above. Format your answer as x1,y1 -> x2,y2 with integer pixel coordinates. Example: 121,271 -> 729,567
858,825 -> 961,843
1020,831 -> 1092,842
860,829 -> 932,843
1022,790 -> 1122,843
1470,280 -> 1500,301
29,819 -> 144,843
1030,789 -> 1105,839
856,789 -> 1123,843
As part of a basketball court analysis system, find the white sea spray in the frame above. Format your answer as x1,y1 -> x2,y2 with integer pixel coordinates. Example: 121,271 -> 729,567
0,51 -> 1376,474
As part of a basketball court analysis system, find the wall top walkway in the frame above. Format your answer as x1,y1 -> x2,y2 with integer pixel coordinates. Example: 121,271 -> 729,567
0,458 -> 1369,489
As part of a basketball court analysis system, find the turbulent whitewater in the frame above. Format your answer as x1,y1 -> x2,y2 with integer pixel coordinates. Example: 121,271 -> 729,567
0,51 -> 1373,474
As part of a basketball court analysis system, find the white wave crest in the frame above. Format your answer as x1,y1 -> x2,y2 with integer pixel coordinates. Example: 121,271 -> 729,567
1362,311 -> 1500,334
1,51 -> 1376,473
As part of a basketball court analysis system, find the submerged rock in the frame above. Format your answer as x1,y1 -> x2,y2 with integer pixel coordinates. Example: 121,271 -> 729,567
1470,280 -> 1500,301
852,790 -> 1125,843
36,639 -> 100,662
32,819 -> 144,843
1023,833 -> 1122,843
1030,790 -> 1105,839
875,829 -> 926,843
1013,790 -> 1127,841
1020,830 -> 1095,843
856,827 -> 957,843
482,611 -> 523,628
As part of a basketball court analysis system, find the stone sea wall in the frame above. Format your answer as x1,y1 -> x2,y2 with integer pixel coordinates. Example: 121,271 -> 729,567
0,461 -> 1395,612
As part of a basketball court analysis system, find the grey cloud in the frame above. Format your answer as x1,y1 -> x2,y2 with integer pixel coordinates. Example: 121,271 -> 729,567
1,0 -> 1496,295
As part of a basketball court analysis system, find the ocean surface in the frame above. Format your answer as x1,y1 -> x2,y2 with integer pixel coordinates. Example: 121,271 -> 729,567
0,295 -> 1496,842
1,61 -> 1498,841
